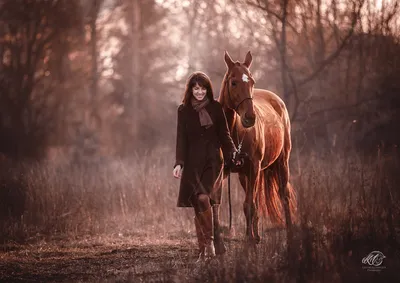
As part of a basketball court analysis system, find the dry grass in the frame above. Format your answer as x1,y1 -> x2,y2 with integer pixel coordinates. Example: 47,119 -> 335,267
0,146 -> 399,282
0,148 -> 193,241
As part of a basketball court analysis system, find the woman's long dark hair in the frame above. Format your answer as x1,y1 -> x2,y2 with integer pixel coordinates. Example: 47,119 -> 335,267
182,71 -> 215,106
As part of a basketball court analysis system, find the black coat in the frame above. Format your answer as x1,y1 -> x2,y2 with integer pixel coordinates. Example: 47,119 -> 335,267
174,100 -> 236,207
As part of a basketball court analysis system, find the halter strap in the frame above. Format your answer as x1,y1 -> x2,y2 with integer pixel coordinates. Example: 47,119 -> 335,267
234,97 -> 252,112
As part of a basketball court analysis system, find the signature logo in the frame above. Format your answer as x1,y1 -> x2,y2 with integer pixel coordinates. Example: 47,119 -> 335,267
362,251 -> 386,266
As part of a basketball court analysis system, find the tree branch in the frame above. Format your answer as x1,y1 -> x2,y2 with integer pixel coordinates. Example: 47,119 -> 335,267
306,96 -> 378,118
245,0 -> 300,35
290,0 -> 365,92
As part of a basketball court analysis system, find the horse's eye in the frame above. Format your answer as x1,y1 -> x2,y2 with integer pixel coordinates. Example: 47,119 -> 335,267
231,81 -> 237,87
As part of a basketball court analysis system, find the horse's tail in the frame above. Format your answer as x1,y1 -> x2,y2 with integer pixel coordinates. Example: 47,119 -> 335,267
261,160 -> 284,225
261,153 -> 297,226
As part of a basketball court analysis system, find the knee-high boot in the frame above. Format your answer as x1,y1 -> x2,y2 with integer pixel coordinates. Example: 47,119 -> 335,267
194,216 -> 205,261
212,205 -> 227,255
195,206 -> 216,259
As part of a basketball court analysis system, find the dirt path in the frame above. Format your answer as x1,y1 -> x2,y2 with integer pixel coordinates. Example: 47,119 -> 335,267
0,234 -> 201,282
2,233 -> 398,282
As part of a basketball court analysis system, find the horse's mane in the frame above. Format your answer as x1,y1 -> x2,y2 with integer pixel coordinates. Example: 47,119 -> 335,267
218,72 -> 229,106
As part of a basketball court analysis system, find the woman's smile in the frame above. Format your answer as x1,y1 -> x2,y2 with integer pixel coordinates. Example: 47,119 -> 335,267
192,83 -> 207,101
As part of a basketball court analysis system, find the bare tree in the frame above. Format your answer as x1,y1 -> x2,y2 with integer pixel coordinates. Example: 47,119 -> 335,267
239,0 -> 365,122
89,0 -> 103,103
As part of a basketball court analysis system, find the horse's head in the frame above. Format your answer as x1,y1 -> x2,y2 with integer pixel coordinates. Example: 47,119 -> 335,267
223,51 -> 256,128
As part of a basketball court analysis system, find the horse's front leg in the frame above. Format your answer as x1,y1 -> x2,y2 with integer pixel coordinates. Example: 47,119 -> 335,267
239,163 -> 260,244
252,198 -> 261,244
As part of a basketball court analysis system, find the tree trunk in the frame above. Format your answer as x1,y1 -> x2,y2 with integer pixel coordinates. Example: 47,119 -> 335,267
280,0 -> 289,103
91,0 -> 100,102
131,0 -> 141,137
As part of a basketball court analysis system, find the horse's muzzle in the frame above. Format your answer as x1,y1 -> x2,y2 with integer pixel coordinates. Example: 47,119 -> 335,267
241,116 -> 255,128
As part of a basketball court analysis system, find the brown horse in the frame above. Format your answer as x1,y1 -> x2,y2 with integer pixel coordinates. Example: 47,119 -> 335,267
219,51 -> 296,243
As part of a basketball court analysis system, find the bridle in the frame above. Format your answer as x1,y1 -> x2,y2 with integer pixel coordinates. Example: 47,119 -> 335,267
224,77 -> 253,113
223,73 -> 255,149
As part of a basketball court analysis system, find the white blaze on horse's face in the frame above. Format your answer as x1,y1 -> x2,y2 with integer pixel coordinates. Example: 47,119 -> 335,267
242,73 -> 249,83
192,83 -> 207,101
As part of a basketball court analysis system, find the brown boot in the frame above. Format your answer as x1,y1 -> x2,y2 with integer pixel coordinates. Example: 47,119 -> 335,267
212,205 -> 227,255
194,216 -> 205,262
196,206 -> 216,259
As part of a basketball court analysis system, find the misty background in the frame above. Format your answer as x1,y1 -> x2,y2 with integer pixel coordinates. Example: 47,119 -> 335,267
0,0 -> 399,254
1,0 -> 399,162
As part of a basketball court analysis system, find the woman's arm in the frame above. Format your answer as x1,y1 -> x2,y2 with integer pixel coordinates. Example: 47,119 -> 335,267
174,105 -> 187,168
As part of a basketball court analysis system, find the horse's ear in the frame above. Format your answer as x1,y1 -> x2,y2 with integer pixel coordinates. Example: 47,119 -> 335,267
243,51 -> 252,68
224,51 -> 234,70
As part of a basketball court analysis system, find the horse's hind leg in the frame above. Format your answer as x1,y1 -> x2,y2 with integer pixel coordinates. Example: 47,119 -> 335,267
276,154 -> 295,235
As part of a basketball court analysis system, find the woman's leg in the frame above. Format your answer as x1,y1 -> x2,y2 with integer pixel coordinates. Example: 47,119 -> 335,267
193,209 -> 205,259
193,194 -> 215,259
193,193 -> 211,213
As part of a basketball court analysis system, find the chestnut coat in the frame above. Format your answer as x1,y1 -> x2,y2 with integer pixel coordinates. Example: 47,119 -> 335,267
174,100 -> 236,207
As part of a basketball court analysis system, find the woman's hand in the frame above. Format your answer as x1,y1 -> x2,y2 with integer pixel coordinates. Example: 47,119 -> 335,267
232,157 -> 243,167
173,165 -> 183,179
230,151 -> 244,168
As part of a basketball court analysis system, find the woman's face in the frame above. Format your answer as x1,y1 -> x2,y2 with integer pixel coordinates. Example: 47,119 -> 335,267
192,83 -> 207,101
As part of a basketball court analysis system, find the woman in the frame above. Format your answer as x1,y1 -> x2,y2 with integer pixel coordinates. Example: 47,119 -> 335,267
173,71 -> 238,262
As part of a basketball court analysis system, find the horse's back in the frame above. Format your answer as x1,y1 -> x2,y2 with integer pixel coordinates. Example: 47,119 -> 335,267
253,89 -> 287,118
252,89 -> 289,126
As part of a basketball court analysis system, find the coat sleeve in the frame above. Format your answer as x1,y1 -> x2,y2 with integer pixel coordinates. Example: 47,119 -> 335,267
174,105 -> 187,168
216,103 -> 237,162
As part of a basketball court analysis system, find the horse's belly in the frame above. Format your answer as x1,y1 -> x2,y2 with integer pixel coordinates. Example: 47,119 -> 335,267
260,126 -> 284,169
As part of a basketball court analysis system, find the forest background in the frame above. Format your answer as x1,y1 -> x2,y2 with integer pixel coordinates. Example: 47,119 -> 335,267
0,0 -> 399,281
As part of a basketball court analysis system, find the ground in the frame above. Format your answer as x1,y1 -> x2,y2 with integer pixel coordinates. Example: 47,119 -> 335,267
0,233 -> 203,282
1,230 -> 399,282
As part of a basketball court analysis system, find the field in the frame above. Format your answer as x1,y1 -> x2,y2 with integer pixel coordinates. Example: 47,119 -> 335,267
1,147 -> 399,282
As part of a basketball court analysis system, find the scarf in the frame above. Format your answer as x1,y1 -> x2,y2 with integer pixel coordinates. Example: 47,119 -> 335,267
191,97 -> 213,129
